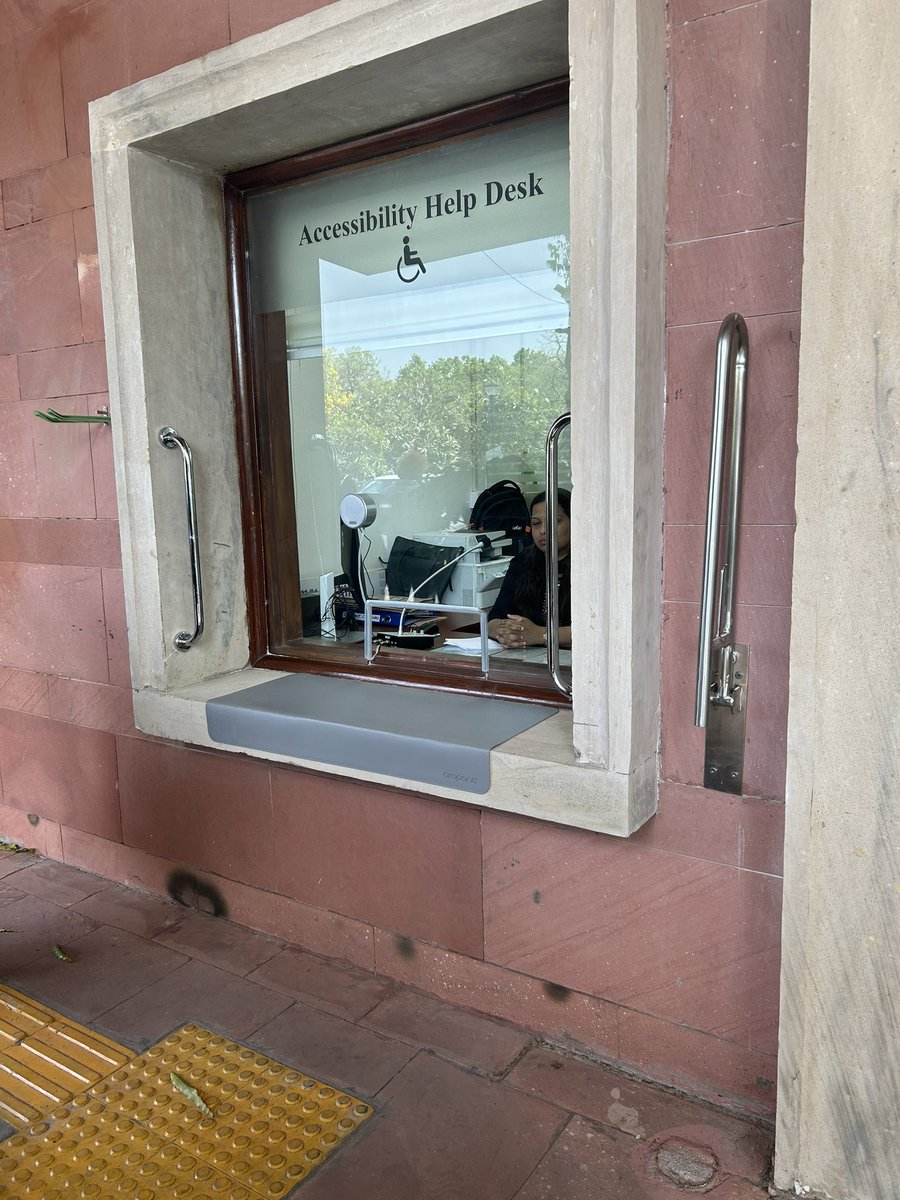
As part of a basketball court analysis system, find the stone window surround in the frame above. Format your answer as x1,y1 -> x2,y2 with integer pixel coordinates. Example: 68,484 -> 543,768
90,0 -> 666,836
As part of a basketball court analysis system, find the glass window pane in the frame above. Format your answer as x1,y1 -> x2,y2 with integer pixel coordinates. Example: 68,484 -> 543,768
245,110 -> 570,680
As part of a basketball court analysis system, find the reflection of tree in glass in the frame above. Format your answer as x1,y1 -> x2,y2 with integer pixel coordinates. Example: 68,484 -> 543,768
323,345 -> 569,488
321,237 -> 572,487
547,235 -> 570,303
545,235 -> 571,378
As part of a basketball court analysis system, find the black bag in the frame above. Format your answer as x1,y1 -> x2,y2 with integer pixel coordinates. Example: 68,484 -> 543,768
386,537 -> 458,601
469,479 -> 531,555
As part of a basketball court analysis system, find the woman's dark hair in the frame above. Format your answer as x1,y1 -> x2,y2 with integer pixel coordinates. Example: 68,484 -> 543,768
514,489 -> 572,622
529,488 -> 571,518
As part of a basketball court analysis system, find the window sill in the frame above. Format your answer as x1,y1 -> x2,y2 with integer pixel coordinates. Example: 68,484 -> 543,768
132,668 -> 657,836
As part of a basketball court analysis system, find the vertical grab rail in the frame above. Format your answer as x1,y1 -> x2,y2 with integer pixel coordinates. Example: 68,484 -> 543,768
545,412 -> 572,697
694,313 -> 749,728
159,427 -> 205,651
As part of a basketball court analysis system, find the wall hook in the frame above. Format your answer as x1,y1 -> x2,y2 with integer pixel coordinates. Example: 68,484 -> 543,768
34,407 -> 111,425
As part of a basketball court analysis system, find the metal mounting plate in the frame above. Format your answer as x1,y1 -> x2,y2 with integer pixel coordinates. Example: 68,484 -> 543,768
703,643 -> 750,794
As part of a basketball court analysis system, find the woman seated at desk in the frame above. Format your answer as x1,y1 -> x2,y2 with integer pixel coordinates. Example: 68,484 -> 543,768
487,489 -> 571,650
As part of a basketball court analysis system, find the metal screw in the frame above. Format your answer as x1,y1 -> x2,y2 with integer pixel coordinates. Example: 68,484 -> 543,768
734,671 -> 744,681
708,766 -> 719,776
730,770 -> 739,781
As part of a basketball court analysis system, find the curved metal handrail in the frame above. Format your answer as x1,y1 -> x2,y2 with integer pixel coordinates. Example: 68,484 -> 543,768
694,314 -> 749,726
159,427 -> 204,651
545,411 -> 572,697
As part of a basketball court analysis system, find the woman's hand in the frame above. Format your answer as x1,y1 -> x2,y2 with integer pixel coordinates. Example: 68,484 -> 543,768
489,614 -> 545,649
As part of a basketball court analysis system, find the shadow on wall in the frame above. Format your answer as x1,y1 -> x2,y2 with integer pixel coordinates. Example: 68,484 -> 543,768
167,870 -> 227,918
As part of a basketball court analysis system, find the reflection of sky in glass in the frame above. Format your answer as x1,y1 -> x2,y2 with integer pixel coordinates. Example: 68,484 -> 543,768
316,238 -> 567,375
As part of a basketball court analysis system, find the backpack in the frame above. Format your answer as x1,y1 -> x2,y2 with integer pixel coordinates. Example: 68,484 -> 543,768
469,479 -> 531,555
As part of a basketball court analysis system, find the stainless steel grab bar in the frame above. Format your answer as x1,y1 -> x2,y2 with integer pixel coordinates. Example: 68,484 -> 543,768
694,314 -> 749,727
159,427 -> 204,651
545,412 -> 572,697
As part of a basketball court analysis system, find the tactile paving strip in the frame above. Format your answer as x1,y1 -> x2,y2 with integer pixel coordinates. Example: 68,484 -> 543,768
0,987 -> 132,1128
0,988 -> 56,1048
0,1021 -> 373,1198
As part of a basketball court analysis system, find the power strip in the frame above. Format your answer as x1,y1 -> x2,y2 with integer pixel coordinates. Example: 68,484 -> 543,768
374,631 -> 438,650
319,571 -> 336,639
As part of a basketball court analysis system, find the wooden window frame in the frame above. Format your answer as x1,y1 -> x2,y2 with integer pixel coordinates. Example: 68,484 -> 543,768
225,79 -> 571,706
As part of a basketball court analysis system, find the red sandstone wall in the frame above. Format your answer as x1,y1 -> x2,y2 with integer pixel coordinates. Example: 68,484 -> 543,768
0,0 -> 808,1117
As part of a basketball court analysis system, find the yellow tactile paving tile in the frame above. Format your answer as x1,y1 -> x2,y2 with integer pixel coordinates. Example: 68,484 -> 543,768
0,1051 -> 66,1128
0,988 -> 57,1049
36,1022 -> 131,1078
0,1020 -> 373,1199
0,1026 -> 131,1127
0,1110 -> 238,1198
0,1106 -> 168,1196
0,986 -> 132,1129
93,1025 -> 373,1196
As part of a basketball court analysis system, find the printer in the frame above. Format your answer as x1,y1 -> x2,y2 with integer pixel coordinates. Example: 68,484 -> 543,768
410,530 -> 511,612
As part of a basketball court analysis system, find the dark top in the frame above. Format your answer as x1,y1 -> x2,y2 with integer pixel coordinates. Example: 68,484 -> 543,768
488,548 -> 571,626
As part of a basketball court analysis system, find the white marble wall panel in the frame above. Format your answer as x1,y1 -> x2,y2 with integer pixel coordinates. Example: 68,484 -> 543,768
776,3 -> 900,1196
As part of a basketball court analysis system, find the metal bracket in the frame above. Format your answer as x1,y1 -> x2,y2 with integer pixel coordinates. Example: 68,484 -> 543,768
703,643 -> 750,793
34,406 -> 110,425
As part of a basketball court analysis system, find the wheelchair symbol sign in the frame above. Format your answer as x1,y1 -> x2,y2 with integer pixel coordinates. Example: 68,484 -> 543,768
397,236 -> 427,283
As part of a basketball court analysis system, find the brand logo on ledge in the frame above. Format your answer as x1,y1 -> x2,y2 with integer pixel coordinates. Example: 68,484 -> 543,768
443,769 -> 478,784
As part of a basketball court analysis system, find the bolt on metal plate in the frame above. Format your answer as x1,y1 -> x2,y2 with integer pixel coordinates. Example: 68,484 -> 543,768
703,644 -> 750,795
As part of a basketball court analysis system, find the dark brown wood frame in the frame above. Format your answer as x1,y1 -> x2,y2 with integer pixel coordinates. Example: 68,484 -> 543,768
225,78 -> 570,706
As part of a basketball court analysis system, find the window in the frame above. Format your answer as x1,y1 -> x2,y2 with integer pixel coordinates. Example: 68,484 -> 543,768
90,0 -> 666,830
228,87 -> 572,701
